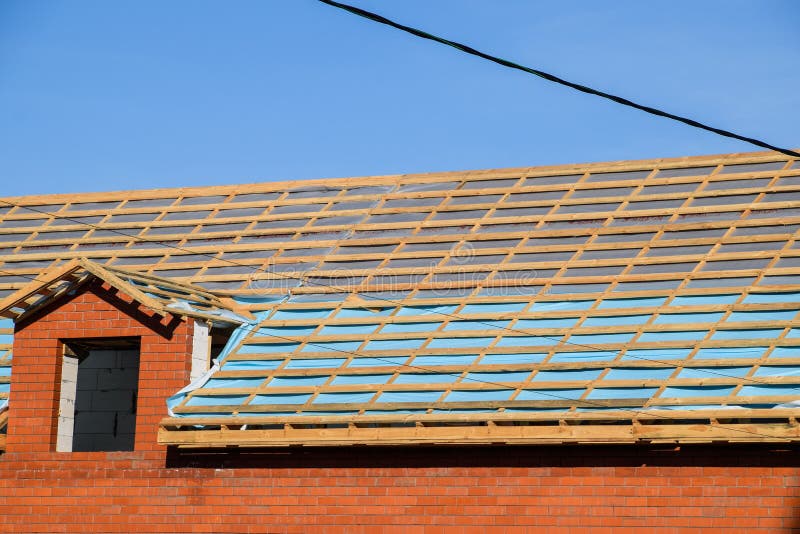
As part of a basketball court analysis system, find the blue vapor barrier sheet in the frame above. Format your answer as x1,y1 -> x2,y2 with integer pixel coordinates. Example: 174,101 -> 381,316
331,374 -> 393,385
480,353 -> 547,365
530,300 -> 595,311
743,292 -> 800,304
286,358 -> 346,369
313,392 -> 375,404
0,317 -> 15,415
317,324 -> 379,335
670,294 -> 740,306
394,373 -> 458,384
693,347 -> 767,359
446,389 -> 512,402
597,297 -> 666,309
412,354 -> 479,366
167,302 -> 274,415
166,288 -> 800,420
770,347 -> 800,358
604,368 -> 674,380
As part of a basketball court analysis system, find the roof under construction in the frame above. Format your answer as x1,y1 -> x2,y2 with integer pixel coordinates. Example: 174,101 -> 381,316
2,150 -> 800,446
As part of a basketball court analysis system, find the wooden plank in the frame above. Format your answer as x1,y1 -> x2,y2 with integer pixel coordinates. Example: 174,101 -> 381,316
158,419 -> 800,447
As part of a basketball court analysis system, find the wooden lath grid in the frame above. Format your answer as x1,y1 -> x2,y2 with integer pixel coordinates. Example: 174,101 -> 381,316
0,150 -> 799,445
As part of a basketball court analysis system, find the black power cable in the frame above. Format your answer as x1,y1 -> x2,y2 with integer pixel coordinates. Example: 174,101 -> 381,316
317,0 -> 800,159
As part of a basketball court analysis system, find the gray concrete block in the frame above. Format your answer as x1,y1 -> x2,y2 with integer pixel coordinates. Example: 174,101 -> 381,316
74,410 -> 116,434
90,390 -> 135,412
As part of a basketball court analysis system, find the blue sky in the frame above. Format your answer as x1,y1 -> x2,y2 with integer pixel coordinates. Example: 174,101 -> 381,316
1,0 -> 798,196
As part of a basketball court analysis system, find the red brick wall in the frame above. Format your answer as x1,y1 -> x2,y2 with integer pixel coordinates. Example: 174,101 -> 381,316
0,445 -> 798,533
6,280 -> 193,453
1,282 -> 799,532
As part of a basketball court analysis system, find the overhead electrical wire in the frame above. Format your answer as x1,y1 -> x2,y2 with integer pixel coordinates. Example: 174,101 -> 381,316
316,0 -> 800,159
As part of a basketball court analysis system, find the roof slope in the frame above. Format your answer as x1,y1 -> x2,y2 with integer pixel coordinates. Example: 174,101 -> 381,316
2,151 -> 800,446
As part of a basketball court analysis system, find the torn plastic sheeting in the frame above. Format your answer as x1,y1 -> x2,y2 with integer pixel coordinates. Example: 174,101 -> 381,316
163,300 -> 252,324
203,377 -> 266,389
622,348 -> 694,361
221,359 -> 284,371
167,306 -> 273,416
